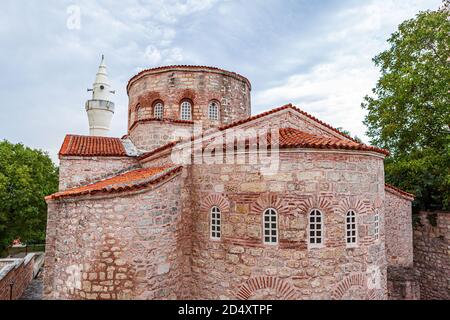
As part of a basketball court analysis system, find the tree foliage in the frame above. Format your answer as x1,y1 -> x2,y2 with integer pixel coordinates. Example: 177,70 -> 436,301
362,9 -> 450,211
0,140 -> 58,252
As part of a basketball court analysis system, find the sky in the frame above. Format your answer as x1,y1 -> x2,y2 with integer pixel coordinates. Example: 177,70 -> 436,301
0,0 -> 443,163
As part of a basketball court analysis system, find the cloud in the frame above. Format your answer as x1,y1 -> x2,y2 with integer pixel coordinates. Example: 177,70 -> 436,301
0,0 -> 442,162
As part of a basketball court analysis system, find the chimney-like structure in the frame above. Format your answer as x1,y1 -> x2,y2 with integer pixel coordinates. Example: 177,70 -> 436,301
86,55 -> 115,136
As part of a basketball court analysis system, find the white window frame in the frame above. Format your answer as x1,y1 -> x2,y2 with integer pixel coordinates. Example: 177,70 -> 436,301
208,101 -> 220,121
308,209 -> 324,248
210,206 -> 221,240
263,208 -> 278,245
346,210 -> 358,247
154,102 -> 164,119
180,101 -> 192,121
374,210 -> 380,242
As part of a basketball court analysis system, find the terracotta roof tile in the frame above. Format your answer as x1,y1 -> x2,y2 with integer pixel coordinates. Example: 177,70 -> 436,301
385,183 -> 415,200
277,128 -> 389,155
59,135 -> 128,157
46,166 -> 182,200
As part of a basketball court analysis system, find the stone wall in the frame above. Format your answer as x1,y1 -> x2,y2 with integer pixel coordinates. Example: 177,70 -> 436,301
0,254 -> 35,300
413,211 -> 450,300
385,190 -> 414,267
44,173 -> 190,299
188,150 -> 387,300
58,156 -> 139,191
127,67 -> 251,133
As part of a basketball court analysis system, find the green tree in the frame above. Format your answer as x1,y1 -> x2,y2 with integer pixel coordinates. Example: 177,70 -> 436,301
0,140 -> 58,252
362,9 -> 450,211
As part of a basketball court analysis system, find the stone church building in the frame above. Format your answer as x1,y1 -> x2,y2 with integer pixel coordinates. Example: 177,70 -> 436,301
43,58 -> 416,300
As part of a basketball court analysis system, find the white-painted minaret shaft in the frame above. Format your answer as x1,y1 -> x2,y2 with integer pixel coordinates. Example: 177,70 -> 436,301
85,55 -> 115,136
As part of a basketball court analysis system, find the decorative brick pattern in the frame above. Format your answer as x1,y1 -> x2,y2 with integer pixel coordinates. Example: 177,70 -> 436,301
235,276 -> 299,300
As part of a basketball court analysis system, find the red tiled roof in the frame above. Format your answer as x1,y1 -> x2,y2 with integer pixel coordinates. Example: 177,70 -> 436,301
219,104 -> 359,143
276,128 -> 389,155
385,183 -> 415,200
46,166 -> 182,200
59,135 -> 127,157
127,65 -> 251,93
138,105 -> 390,161
129,117 -> 194,131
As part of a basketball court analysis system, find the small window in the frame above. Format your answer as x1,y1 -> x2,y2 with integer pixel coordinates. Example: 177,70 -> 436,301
263,208 -> 278,244
210,206 -> 221,240
208,101 -> 220,120
346,210 -> 357,246
374,210 -> 379,241
154,102 -> 164,119
309,209 -> 323,246
180,101 -> 192,120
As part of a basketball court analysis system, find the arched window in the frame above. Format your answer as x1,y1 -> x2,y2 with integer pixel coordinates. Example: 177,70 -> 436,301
374,210 -> 379,241
263,208 -> 278,245
210,206 -> 221,240
135,104 -> 141,121
153,102 -> 164,119
180,101 -> 192,120
208,101 -> 220,120
309,209 -> 323,246
346,210 -> 357,246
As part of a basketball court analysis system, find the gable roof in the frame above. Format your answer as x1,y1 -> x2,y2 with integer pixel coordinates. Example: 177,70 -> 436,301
46,166 -> 182,201
59,135 -> 128,157
138,104 -> 390,161
385,183 -> 415,201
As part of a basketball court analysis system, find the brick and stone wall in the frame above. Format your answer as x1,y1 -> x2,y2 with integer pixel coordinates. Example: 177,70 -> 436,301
385,191 -> 414,267
413,211 -> 450,300
0,255 -> 36,300
44,173 -> 190,300
58,156 -> 139,191
188,150 -> 387,300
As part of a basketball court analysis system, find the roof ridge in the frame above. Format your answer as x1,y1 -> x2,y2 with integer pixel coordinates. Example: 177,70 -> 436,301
385,183 -> 415,200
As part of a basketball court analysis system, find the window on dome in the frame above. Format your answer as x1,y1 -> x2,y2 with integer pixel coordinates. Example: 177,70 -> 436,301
208,101 -> 220,120
180,101 -> 192,120
153,102 -> 164,119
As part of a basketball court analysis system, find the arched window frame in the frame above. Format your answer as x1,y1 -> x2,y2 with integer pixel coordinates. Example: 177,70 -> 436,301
135,103 -> 141,121
374,210 -> 380,242
208,100 -> 220,121
308,209 -> 324,249
153,101 -> 164,119
263,208 -> 278,245
210,206 -> 221,240
180,100 -> 192,121
346,210 -> 358,247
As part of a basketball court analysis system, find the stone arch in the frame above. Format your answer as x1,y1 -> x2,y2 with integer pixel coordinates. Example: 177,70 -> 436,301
297,195 -> 334,216
235,276 -> 299,300
331,274 -> 376,300
200,194 -> 230,214
336,197 -> 371,217
251,193 -> 289,216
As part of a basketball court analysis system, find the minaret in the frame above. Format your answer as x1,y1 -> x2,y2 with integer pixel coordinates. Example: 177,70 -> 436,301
85,55 -> 115,136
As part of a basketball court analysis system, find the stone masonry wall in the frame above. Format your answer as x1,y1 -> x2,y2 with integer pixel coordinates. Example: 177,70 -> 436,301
58,156 -> 139,191
385,191 -> 414,267
188,150 -> 387,300
44,174 -> 190,300
127,67 -> 251,133
0,255 -> 35,300
413,211 -> 450,300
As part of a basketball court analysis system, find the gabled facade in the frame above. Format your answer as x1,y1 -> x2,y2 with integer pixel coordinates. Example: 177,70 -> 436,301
44,65 -> 415,300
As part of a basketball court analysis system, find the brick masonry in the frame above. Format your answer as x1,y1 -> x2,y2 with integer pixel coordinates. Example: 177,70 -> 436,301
413,211 -> 450,300
0,255 -> 36,300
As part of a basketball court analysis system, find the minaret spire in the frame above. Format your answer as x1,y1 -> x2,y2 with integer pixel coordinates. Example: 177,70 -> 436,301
85,55 -> 115,136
